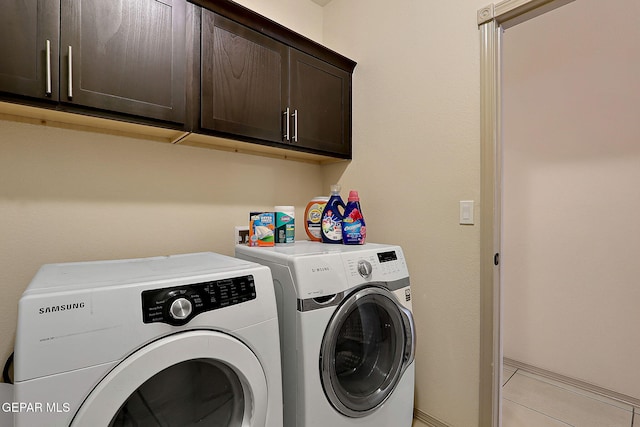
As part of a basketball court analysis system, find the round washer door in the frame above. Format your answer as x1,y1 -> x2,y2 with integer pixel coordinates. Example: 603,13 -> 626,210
320,286 -> 414,418
71,330 -> 268,427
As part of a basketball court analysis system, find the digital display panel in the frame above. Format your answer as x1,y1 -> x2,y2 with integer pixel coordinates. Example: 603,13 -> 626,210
377,251 -> 398,263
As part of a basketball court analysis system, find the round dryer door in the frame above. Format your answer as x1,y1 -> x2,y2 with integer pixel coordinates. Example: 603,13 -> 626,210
70,330 -> 268,427
320,286 -> 415,418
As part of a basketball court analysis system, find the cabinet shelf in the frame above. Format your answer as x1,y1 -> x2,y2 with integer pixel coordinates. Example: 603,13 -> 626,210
0,101 -> 346,165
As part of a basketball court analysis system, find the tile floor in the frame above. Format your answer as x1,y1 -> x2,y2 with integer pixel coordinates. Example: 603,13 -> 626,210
503,365 -> 639,427
411,366 -> 638,427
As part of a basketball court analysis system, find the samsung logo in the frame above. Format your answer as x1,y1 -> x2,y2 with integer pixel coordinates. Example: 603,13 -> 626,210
38,302 -> 85,315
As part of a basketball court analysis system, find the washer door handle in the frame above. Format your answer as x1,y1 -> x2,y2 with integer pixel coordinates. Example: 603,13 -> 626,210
399,304 -> 416,371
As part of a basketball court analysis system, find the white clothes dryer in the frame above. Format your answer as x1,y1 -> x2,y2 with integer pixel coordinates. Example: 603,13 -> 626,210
235,241 -> 415,427
13,252 -> 283,427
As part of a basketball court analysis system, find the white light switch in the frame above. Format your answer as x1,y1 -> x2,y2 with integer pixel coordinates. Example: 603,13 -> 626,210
460,200 -> 474,225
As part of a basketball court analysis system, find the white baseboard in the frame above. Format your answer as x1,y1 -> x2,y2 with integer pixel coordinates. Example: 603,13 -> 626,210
414,408 -> 452,427
504,357 -> 640,408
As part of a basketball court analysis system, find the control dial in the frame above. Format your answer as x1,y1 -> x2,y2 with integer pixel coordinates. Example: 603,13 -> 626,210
357,260 -> 373,278
169,297 -> 193,320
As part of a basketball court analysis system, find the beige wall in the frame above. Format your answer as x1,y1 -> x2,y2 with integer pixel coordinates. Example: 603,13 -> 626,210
0,0 -> 325,383
322,1 -> 485,425
234,0 -> 324,44
0,119 -> 323,363
1,1 -> 488,426
503,0 -> 640,399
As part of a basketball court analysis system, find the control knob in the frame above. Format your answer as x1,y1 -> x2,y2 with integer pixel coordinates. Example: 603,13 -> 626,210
357,260 -> 373,278
169,297 -> 193,320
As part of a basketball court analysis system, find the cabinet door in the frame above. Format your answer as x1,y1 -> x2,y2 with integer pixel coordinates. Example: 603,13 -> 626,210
290,49 -> 351,158
0,0 -> 60,100
201,11 -> 288,143
60,0 -> 186,123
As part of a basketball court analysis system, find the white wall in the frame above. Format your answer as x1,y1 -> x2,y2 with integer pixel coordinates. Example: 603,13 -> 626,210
502,0 -> 640,399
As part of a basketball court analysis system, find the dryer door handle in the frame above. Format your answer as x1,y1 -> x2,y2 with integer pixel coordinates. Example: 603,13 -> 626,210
399,305 -> 416,372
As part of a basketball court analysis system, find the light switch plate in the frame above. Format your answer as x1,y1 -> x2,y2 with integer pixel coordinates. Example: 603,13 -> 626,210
460,200 -> 474,225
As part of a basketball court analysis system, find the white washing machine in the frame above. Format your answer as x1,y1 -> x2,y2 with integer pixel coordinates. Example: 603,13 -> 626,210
235,241 -> 415,427
12,252 -> 283,427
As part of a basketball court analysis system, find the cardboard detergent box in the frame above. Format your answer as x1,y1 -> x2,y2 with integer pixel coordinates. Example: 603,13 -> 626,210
249,212 -> 275,247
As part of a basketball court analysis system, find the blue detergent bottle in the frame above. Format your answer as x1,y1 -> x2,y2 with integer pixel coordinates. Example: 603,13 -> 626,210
342,190 -> 366,245
321,184 -> 345,244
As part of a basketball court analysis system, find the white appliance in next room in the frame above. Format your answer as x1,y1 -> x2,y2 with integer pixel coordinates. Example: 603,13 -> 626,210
13,252 -> 283,427
235,241 -> 415,427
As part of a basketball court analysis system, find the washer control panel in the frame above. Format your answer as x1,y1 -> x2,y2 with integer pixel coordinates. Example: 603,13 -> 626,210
345,249 -> 407,283
357,259 -> 373,278
142,275 -> 256,326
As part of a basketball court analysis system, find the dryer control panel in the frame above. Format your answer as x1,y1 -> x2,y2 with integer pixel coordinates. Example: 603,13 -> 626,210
141,275 -> 256,326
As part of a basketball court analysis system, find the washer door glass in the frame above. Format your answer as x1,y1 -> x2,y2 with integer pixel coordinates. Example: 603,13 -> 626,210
109,359 -> 244,426
71,331 -> 268,427
320,287 -> 408,417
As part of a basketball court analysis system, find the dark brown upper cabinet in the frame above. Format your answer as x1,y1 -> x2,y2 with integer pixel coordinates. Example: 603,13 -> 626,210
198,4 -> 355,159
1,0 -> 355,160
1,0 -> 187,124
201,12 -> 288,143
289,49 -> 351,157
0,0 -> 61,102
60,0 -> 186,124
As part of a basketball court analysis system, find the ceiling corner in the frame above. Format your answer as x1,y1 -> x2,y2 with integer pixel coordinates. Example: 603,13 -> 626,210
311,0 -> 333,6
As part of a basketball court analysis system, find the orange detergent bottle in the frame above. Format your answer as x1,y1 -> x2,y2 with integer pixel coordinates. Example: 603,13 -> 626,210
304,196 -> 328,241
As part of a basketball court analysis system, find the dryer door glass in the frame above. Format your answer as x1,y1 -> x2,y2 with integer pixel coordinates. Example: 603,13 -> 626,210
70,331 -> 268,427
320,286 -> 408,417
109,359 -> 244,427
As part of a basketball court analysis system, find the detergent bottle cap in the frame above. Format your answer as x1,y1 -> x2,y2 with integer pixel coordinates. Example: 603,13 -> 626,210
330,184 -> 341,195
348,190 -> 359,202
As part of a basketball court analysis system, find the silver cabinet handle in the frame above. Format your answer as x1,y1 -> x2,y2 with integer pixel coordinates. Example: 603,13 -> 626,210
45,40 -> 52,96
67,46 -> 73,99
292,109 -> 298,143
283,107 -> 290,141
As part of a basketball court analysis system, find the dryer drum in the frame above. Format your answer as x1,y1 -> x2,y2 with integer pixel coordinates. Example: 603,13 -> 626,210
334,305 -> 391,378
320,286 -> 411,418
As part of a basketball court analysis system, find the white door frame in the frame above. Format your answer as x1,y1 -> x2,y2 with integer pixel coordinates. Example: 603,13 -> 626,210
477,1 -> 575,425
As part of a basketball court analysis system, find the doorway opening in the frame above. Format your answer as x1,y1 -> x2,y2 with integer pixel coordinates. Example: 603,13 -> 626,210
478,0 -> 638,427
